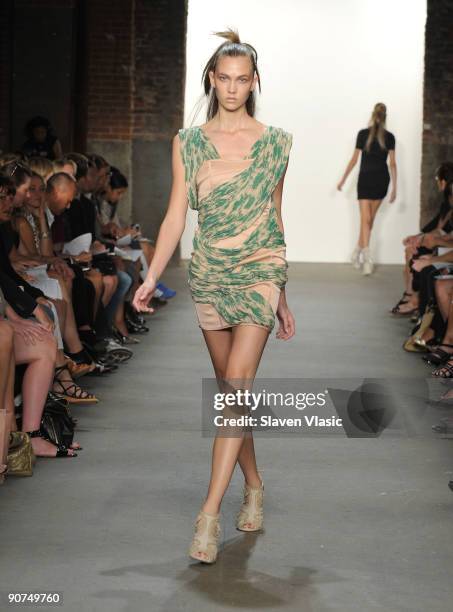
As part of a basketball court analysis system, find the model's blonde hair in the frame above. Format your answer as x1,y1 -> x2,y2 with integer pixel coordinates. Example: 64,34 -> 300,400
27,156 -> 54,181
201,28 -> 261,120
365,102 -> 387,152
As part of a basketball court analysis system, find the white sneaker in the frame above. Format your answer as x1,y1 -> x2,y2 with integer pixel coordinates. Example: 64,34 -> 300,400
351,246 -> 362,269
362,247 -> 374,275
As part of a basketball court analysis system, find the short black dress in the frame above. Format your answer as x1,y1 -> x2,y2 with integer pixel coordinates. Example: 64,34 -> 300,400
355,128 -> 395,200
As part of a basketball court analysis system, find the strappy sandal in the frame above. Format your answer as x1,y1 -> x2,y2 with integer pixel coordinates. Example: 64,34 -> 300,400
27,428 -> 78,457
390,292 -> 418,315
53,364 -> 99,404
432,359 -> 453,378
189,510 -> 221,564
423,344 -> 453,366
236,475 -> 264,531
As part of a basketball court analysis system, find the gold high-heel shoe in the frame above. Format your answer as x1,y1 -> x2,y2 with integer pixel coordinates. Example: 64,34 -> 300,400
236,475 -> 264,532
189,510 -> 221,563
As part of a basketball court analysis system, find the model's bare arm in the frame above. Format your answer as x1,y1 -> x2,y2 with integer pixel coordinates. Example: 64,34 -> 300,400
337,148 -> 360,190
132,134 -> 188,311
388,149 -> 397,202
146,134 -> 188,283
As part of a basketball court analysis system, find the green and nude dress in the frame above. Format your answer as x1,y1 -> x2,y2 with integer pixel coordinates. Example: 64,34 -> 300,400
178,125 -> 293,332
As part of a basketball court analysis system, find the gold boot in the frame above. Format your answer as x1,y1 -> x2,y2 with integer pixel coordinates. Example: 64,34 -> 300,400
189,510 -> 220,563
236,475 -> 264,532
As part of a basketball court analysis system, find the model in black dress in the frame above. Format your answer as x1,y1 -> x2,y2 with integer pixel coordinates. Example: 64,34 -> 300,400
337,102 -> 397,275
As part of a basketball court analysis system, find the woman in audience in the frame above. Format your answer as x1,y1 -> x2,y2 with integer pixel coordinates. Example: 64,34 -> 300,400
391,162 -> 453,315
21,116 -> 63,160
98,167 -> 176,302
0,174 -> 98,404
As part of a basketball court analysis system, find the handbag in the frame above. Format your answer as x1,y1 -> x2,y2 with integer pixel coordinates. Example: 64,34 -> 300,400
6,431 -> 35,477
92,252 -> 117,276
40,396 -> 76,450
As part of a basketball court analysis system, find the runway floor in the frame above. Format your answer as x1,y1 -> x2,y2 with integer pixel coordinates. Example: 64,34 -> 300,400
1,262 -> 453,612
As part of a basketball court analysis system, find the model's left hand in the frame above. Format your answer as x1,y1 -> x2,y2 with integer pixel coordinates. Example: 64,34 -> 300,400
276,291 -> 295,340
389,190 -> 397,203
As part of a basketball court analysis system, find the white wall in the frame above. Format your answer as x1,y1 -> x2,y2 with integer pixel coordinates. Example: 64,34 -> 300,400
181,0 -> 426,264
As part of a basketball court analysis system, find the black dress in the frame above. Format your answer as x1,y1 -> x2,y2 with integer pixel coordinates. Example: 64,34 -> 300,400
355,128 -> 395,200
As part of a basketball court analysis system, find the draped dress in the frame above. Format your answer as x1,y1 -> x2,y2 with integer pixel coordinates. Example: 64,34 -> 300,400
178,125 -> 293,332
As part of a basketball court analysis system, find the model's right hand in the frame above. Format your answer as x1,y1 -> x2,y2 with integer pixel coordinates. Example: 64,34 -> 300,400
337,181 -> 344,191
132,281 -> 156,313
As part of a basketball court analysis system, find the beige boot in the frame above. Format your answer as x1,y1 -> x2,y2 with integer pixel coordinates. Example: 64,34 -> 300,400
189,510 -> 221,563
236,475 -> 264,532
362,247 -> 374,275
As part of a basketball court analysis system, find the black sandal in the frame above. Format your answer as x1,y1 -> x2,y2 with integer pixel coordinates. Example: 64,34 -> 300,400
53,364 -> 99,404
27,428 -> 78,458
390,292 -> 418,315
423,344 -> 453,366
432,359 -> 453,378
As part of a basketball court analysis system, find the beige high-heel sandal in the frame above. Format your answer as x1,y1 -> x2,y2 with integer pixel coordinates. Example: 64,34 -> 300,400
236,475 -> 264,532
189,510 -> 221,563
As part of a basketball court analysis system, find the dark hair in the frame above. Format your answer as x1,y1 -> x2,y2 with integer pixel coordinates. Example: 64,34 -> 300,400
436,162 -> 453,183
436,163 -> 453,218
0,161 -> 32,188
109,167 -> 128,190
24,115 -> 56,141
0,175 -> 16,196
87,153 -> 109,170
63,153 -> 90,180
201,28 -> 261,121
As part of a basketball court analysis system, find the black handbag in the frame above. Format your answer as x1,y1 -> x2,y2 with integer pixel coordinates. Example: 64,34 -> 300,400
92,252 -> 117,276
40,395 -> 76,449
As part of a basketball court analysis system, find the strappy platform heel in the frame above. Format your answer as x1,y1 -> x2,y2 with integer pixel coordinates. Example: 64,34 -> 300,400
189,510 -> 221,564
236,475 -> 264,532
27,428 -> 78,458
53,364 -> 99,404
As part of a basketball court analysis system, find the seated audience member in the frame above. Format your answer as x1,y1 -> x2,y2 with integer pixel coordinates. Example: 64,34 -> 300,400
27,156 -> 55,182
391,162 -> 453,315
0,286 -> 81,458
0,174 -> 97,404
21,116 -> 63,160
53,158 -> 77,179
47,171 -> 132,364
63,154 -> 138,343
98,166 -> 176,302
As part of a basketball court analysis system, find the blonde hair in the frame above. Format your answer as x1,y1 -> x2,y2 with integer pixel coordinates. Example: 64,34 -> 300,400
53,158 -> 77,175
27,156 -> 54,181
201,28 -> 261,120
365,103 -> 387,152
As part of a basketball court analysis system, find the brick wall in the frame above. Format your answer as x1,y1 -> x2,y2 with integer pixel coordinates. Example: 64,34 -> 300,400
420,0 -> 453,227
0,1 -> 13,153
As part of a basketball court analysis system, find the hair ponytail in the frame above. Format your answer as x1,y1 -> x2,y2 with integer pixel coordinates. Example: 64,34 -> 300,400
365,102 -> 387,152
201,28 -> 261,121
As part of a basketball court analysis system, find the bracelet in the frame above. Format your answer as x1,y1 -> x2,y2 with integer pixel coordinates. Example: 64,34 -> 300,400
40,232 -> 50,239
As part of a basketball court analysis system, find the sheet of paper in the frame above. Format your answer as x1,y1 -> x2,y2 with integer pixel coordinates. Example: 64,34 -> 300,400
63,232 -> 92,256
116,234 -> 132,247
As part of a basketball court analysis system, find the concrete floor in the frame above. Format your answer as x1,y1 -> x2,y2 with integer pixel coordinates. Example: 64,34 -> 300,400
1,262 -> 453,612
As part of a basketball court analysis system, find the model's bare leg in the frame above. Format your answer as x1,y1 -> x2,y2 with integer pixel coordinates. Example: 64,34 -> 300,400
369,199 -> 382,229
200,324 -> 270,516
358,200 -> 372,249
